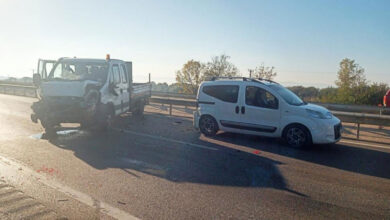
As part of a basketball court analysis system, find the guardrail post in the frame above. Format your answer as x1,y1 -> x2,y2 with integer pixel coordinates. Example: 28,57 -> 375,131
356,123 -> 360,139
169,103 -> 172,115
379,109 -> 383,130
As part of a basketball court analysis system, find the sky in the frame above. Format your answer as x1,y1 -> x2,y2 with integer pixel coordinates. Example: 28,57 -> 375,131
0,0 -> 389,88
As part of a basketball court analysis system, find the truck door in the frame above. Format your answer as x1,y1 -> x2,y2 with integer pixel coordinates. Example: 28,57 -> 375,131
110,64 -> 123,115
119,64 -> 130,112
238,84 -> 281,135
37,59 -> 56,79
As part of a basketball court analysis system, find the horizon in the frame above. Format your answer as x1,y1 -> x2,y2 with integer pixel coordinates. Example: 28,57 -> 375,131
1,0 -> 389,87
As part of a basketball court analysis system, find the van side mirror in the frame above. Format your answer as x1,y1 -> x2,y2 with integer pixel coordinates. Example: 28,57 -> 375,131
33,73 -> 41,87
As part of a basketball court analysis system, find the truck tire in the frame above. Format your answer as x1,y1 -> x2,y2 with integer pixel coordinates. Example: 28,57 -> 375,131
133,101 -> 144,116
41,119 -> 57,138
95,105 -> 114,131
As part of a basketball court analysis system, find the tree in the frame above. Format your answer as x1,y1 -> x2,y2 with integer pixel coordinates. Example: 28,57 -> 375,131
203,54 -> 239,79
335,58 -> 368,104
288,86 -> 319,102
335,58 -> 366,89
249,64 -> 277,80
175,60 -> 204,94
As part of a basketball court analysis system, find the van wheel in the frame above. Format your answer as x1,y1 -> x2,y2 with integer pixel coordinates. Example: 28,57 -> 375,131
199,115 -> 218,136
283,125 -> 312,148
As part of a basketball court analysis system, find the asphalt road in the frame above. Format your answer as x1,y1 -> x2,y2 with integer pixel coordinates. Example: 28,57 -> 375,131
0,94 -> 389,219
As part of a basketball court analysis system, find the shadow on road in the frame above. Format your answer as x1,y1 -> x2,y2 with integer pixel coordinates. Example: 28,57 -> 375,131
210,132 -> 390,180
45,125 -> 305,197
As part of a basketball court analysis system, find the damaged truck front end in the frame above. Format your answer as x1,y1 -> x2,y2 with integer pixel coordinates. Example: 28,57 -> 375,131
31,94 -> 99,135
30,58 -> 109,136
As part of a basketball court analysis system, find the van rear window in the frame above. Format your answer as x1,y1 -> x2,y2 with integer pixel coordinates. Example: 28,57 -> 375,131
202,85 -> 239,103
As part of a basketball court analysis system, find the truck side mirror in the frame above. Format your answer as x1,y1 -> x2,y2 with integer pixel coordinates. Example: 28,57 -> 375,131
108,82 -> 119,96
33,73 -> 41,87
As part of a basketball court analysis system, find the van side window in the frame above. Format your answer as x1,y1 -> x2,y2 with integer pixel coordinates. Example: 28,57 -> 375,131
112,65 -> 121,84
246,86 -> 278,109
202,85 -> 239,103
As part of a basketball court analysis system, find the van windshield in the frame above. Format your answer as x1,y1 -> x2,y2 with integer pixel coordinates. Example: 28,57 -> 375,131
268,84 -> 306,106
48,61 -> 108,83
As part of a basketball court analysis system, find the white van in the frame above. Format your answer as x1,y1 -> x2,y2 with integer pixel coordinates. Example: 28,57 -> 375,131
193,77 -> 342,148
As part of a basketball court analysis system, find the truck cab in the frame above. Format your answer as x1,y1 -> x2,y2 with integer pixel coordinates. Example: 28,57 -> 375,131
31,56 -> 151,135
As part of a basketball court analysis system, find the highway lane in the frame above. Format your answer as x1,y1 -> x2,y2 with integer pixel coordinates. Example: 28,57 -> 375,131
0,94 -> 389,219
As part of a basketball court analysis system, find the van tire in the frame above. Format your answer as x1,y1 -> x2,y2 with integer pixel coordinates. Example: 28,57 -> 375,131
283,124 -> 312,148
199,115 -> 218,136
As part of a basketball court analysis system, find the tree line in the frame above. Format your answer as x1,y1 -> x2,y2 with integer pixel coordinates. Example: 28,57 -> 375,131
167,55 -> 389,106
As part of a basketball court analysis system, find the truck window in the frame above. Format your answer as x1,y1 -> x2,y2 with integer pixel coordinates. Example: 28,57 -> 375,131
202,85 -> 239,103
112,65 -> 121,84
119,65 -> 127,83
245,86 -> 278,109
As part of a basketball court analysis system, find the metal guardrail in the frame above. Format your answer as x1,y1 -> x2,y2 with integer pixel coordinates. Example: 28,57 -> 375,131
151,91 -> 390,115
0,83 -> 37,97
151,91 -> 196,99
149,97 -> 390,140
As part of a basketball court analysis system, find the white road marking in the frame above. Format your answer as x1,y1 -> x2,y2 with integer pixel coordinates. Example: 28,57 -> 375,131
112,128 -> 218,151
340,140 -> 390,150
0,155 -> 139,220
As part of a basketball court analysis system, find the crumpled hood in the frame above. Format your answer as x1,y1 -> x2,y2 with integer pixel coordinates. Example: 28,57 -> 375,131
40,80 -> 101,98
304,103 -> 330,114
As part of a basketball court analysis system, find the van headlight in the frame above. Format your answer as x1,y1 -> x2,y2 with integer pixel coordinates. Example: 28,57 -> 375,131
306,109 -> 332,119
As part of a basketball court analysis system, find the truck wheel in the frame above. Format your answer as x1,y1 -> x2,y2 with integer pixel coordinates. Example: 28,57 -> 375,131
95,105 -> 114,131
199,115 -> 218,136
133,102 -> 144,116
41,120 -> 57,138
283,124 -> 312,148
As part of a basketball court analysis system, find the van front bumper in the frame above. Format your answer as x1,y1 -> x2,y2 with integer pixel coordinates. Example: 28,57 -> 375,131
311,117 -> 343,144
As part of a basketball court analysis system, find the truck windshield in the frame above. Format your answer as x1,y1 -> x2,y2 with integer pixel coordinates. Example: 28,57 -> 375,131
48,61 -> 108,82
268,84 -> 306,106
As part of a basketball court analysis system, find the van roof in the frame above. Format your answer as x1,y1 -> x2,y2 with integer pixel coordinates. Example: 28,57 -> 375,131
201,77 -> 278,86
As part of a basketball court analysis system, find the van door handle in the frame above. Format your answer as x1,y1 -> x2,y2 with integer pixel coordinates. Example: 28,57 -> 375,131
241,106 -> 245,114
235,106 -> 239,114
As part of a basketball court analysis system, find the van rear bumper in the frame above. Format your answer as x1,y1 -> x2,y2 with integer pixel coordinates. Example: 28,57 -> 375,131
193,111 -> 200,129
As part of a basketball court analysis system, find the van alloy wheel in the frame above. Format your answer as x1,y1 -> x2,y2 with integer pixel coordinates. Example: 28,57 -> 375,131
286,127 -> 307,147
199,115 -> 218,136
